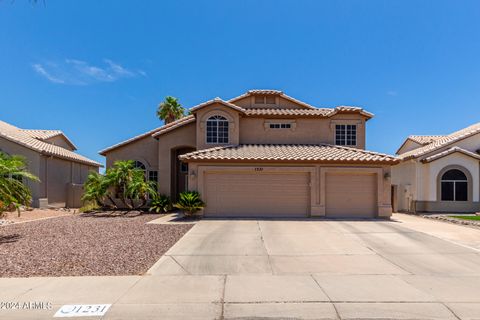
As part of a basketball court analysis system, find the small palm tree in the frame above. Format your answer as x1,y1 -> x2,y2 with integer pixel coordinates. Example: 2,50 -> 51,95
0,152 -> 39,216
82,171 -> 117,209
156,96 -> 185,124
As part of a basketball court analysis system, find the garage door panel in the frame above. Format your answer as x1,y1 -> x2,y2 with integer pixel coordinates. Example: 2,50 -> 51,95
326,173 -> 377,218
204,172 -> 309,217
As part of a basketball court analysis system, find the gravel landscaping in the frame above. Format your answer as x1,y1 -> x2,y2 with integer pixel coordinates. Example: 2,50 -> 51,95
0,213 -> 193,277
421,214 -> 480,229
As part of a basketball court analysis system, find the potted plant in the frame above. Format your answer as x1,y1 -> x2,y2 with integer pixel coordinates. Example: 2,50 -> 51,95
174,191 -> 205,217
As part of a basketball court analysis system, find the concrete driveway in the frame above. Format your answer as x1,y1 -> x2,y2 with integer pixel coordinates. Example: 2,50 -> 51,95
2,214 -> 480,319
146,214 -> 480,319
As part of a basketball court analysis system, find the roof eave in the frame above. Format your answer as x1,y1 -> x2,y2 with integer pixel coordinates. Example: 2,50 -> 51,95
179,158 -> 399,165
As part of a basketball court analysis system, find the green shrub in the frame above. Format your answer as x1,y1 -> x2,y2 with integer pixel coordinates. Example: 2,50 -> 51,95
174,191 -> 205,217
149,194 -> 172,213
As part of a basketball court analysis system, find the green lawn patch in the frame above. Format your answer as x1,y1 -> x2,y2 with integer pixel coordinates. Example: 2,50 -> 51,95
450,215 -> 480,221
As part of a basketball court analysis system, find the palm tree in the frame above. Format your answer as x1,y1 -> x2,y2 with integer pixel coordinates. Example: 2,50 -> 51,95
82,171 -> 117,209
0,152 -> 39,216
156,96 -> 185,124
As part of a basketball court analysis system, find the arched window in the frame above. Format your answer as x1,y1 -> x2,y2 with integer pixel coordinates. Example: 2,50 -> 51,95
441,169 -> 468,201
133,160 -> 146,171
206,115 -> 229,144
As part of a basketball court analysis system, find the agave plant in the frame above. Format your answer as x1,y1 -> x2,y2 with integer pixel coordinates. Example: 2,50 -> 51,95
174,191 -> 205,217
149,194 -> 172,213
0,152 -> 39,216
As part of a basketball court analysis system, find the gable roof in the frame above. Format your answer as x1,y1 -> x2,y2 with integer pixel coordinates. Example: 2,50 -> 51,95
228,89 -> 317,110
21,129 -> 78,150
0,120 -> 101,167
99,115 -> 196,155
395,135 -> 445,155
408,135 -> 445,145
400,122 -> 480,160
189,97 -> 246,114
179,144 -> 398,164
421,146 -> 480,163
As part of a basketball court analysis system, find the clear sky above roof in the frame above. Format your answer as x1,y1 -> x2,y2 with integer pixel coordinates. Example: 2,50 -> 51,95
1,0 -> 479,166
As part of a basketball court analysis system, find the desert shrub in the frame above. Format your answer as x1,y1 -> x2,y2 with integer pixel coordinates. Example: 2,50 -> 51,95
174,191 -> 205,217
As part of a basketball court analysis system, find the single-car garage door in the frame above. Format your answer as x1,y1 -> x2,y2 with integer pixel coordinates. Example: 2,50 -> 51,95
325,173 -> 377,218
204,171 -> 310,217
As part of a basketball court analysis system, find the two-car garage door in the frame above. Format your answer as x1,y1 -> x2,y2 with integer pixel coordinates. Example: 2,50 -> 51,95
202,169 -> 378,218
204,171 -> 310,218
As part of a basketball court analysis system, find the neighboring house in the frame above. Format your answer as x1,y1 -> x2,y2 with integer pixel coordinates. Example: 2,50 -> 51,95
0,120 -> 101,208
392,122 -> 480,213
100,89 -> 398,218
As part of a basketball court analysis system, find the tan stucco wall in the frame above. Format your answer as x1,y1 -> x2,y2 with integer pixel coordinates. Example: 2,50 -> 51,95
44,157 -> 97,206
239,115 -> 366,149
186,162 -> 393,218
391,160 -> 417,212
104,135 -> 159,170
0,136 -> 43,205
157,122 -> 196,196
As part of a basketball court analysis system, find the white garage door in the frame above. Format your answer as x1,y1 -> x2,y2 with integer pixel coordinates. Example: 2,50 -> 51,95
204,171 -> 310,217
325,173 -> 377,218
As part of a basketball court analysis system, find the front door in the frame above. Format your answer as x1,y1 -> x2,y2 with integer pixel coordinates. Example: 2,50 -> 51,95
172,147 -> 195,200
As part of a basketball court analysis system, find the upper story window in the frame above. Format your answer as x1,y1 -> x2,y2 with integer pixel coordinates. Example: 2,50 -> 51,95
441,169 -> 468,201
269,123 -> 292,129
254,95 -> 276,104
206,115 -> 229,144
335,124 -> 357,146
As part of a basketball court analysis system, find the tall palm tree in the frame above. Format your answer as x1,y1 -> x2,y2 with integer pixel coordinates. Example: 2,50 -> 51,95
0,152 -> 39,216
156,96 -> 185,124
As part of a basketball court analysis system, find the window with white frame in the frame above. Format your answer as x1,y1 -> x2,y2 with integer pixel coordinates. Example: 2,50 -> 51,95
269,123 -> 292,129
206,115 -> 229,144
335,124 -> 357,146
441,169 -> 468,201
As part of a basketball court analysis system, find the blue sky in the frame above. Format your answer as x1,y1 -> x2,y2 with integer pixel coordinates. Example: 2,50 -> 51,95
1,0 -> 479,165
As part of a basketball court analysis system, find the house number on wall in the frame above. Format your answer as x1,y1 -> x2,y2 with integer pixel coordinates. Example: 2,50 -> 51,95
254,168 -> 264,171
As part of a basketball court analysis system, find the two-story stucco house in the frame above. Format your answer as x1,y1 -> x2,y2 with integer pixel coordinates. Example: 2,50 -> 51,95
100,90 -> 398,218
392,122 -> 480,213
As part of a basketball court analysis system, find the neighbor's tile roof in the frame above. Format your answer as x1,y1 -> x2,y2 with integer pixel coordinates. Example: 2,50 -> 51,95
99,115 -> 196,155
0,120 -> 101,167
400,122 -> 480,160
179,144 -> 398,164
408,135 -> 445,145
21,129 -> 78,150
421,146 -> 480,163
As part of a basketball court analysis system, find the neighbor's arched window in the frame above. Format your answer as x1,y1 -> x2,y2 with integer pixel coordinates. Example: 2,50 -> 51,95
441,169 -> 468,201
134,160 -> 146,171
206,115 -> 229,144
